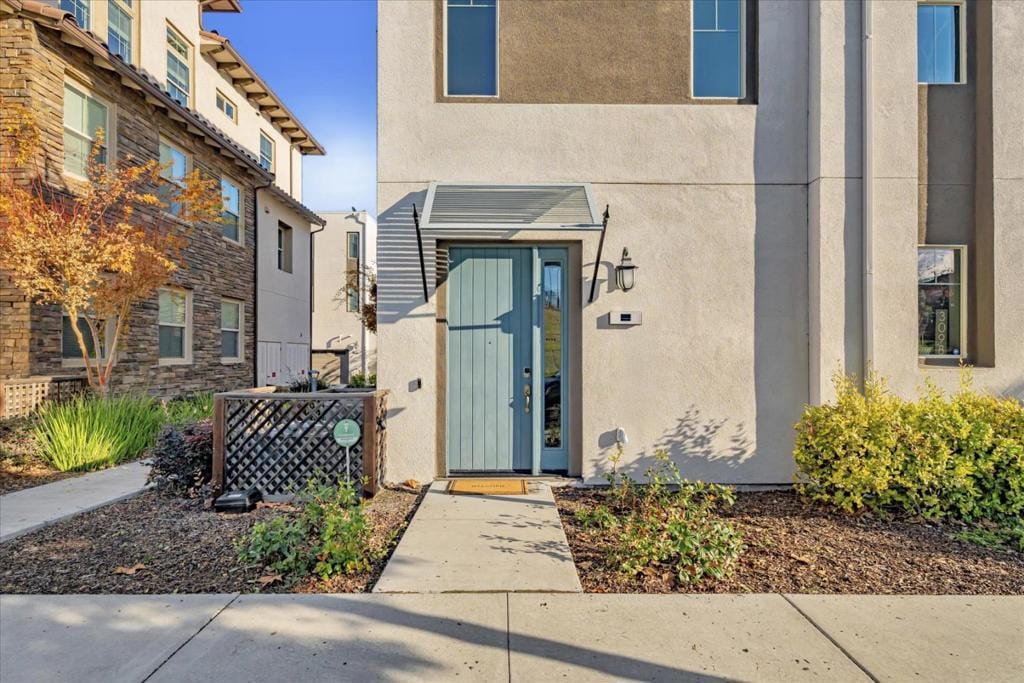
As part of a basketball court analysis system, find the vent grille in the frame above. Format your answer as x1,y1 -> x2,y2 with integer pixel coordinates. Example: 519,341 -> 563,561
425,184 -> 597,227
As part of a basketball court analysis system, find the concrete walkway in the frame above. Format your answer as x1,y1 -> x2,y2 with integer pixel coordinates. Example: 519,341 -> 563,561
374,480 -> 582,593
1,593 -> 1020,682
0,461 -> 150,542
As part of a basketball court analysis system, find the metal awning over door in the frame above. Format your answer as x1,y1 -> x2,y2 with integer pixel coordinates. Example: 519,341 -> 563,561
411,183 -> 611,303
420,183 -> 603,230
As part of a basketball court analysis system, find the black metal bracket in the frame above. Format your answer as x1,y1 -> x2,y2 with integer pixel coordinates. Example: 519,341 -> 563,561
412,204 -> 429,302
587,205 -> 611,304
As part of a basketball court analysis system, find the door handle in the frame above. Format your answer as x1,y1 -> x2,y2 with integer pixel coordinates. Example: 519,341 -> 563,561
523,384 -> 531,414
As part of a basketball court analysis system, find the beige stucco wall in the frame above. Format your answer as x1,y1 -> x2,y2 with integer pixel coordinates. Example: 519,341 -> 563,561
378,0 -> 810,484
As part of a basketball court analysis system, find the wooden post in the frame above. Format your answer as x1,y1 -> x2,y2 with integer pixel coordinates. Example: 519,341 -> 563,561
212,395 -> 226,494
362,392 -> 378,497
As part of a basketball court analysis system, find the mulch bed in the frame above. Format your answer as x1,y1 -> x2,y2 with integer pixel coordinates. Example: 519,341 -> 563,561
0,418 -> 77,495
0,486 -> 424,594
555,488 -> 1024,595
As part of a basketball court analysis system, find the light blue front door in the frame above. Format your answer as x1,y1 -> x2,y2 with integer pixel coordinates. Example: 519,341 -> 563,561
447,247 -> 569,473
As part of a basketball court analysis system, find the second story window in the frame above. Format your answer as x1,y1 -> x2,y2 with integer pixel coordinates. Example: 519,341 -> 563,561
346,231 -> 360,312
277,222 -> 293,273
159,139 -> 189,217
216,90 -> 237,122
60,0 -> 89,29
918,3 -> 962,84
63,82 -> 108,177
221,178 -> 241,243
445,0 -> 498,96
108,0 -> 133,63
692,0 -> 744,99
259,131 -> 274,172
166,25 -> 191,107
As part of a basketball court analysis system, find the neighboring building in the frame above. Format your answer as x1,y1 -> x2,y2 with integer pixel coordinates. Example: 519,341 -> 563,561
0,0 -> 324,396
312,211 -> 378,384
377,0 -> 1024,484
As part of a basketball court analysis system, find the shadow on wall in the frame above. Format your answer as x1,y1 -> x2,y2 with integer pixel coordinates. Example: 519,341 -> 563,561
376,190 -> 434,327
595,406 -> 752,483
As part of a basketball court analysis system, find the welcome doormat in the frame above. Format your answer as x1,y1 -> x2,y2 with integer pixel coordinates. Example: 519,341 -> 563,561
447,479 -> 529,496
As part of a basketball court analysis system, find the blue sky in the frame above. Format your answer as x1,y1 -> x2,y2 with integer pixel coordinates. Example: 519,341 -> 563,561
205,0 -> 377,215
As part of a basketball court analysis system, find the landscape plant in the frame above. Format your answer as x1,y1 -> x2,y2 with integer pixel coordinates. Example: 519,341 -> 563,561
0,103 -> 222,394
348,373 -> 376,388
794,370 -> 1024,549
34,394 -> 165,471
148,419 -> 214,498
237,477 -> 378,585
575,448 -> 744,585
163,392 -> 215,427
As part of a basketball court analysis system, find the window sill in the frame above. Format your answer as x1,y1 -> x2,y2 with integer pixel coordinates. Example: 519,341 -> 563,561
223,236 -> 244,247
221,357 -> 244,365
62,358 -> 110,369
918,356 -> 967,368
158,357 -> 193,366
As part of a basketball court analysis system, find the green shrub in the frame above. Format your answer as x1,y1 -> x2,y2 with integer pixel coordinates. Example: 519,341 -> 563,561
34,394 -> 164,472
148,420 -> 213,497
577,449 -> 744,585
236,478 -> 376,584
794,370 -> 1024,522
347,373 -> 376,388
163,392 -> 214,427
953,520 -> 1024,553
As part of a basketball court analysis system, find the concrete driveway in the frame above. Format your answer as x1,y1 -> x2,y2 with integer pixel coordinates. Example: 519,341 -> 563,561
2,593 -> 1021,682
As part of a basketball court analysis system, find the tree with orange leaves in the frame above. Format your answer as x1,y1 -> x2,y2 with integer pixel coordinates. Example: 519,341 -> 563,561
0,103 -> 223,394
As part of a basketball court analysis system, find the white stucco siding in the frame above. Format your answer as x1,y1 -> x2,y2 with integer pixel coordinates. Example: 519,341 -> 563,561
257,192 -> 312,384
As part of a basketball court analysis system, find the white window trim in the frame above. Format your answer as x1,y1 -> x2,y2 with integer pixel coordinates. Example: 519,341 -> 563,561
916,1 -> 968,86
216,89 -> 238,123
166,22 -> 193,107
61,313 -> 118,368
442,0 -> 500,98
917,244 -> 968,361
158,287 -> 193,365
107,0 -> 136,65
62,78 -> 114,181
690,0 -> 747,100
220,298 -> 244,364
259,130 -> 275,172
221,176 -> 243,245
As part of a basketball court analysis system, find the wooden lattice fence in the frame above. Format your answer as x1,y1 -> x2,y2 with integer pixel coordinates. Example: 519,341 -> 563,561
0,376 -> 90,419
212,389 -> 388,498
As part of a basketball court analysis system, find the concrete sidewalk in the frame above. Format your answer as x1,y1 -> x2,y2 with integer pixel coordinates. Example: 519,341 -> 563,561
0,461 -> 150,542
374,480 -> 582,593
1,593 -> 1020,682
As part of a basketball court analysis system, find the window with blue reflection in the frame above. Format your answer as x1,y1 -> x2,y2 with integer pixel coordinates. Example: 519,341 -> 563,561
446,0 -> 497,96
693,0 -> 743,98
918,4 -> 961,84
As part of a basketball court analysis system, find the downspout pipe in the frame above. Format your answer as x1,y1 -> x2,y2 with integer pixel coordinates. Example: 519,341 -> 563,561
350,211 -> 369,378
862,0 -> 875,380
309,220 -> 327,379
253,179 -> 273,387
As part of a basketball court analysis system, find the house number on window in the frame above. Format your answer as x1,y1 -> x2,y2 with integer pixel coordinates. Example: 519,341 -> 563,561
333,419 -> 360,448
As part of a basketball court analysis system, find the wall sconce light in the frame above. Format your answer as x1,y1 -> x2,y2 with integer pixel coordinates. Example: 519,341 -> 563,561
615,248 -> 638,292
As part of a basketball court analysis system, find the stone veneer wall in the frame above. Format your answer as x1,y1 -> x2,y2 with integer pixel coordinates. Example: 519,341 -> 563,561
0,15 -> 258,396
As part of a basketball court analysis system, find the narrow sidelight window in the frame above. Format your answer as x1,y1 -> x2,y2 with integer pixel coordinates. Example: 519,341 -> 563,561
108,0 -> 133,63
918,246 -> 967,358
221,300 -> 242,360
158,288 -> 190,361
918,3 -> 962,84
692,0 -> 744,98
60,0 -> 89,28
542,262 -> 564,449
346,231 -> 360,312
166,25 -> 191,106
445,0 -> 498,96
277,222 -> 293,273
221,178 -> 241,242
63,83 -> 108,176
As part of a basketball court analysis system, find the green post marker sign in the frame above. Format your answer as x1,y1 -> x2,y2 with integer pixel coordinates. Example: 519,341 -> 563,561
333,419 -> 361,448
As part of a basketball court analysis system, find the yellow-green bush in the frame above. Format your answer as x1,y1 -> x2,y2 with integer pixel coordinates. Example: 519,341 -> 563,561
794,371 -> 1024,522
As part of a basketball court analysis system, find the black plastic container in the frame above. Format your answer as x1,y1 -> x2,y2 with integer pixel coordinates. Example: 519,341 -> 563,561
213,487 -> 262,513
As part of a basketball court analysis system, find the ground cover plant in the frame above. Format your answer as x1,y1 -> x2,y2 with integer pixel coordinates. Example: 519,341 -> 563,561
572,448 -> 744,586
148,419 -> 213,498
33,394 -> 166,472
163,392 -> 214,427
237,478 -> 389,586
0,486 -> 422,594
794,371 -> 1024,550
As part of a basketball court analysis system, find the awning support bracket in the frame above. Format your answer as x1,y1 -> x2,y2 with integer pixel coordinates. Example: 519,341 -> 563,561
412,204 -> 429,303
587,205 -> 611,304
